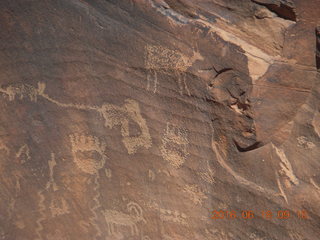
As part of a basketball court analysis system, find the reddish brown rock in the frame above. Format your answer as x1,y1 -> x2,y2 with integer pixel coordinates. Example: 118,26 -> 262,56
0,0 -> 319,239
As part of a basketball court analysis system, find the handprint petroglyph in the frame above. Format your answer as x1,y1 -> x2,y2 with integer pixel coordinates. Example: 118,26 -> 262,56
69,133 -> 107,175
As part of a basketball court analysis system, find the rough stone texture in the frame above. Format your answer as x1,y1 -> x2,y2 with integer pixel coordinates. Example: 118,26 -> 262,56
0,0 -> 319,239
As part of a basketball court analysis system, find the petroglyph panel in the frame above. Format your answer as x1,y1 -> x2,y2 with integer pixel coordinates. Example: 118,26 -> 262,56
103,202 -> 146,237
69,133 -> 107,175
160,123 -> 189,168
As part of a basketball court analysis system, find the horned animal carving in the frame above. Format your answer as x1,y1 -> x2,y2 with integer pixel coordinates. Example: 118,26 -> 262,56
145,44 -> 203,95
103,202 -> 146,236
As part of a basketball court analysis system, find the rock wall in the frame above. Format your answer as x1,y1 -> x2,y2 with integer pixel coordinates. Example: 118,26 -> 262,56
0,0 -> 319,239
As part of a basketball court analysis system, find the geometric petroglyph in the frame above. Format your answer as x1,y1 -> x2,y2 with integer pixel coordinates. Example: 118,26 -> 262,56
99,99 -> 152,155
15,144 -> 31,164
160,122 -> 189,168
183,184 -> 207,205
49,197 -> 70,217
0,82 -> 45,102
144,44 -> 204,95
297,136 -> 315,149
199,160 -> 215,184
103,202 -> 146,237
69,133 -> 107,175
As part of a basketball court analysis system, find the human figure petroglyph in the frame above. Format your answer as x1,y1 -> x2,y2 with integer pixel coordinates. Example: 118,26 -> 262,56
145,44 -> 204,95
160,122 -> 189,168
99,99 -> 152,154
69,133 -> 107,175
46,153 -> 58,191
103,202 -> 146,237
15,144 -> 31,164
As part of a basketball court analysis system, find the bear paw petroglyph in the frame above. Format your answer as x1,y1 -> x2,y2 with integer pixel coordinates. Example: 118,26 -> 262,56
69,133 -> 107,175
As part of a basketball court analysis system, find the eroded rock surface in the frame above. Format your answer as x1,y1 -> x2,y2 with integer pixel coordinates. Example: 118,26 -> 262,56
0,0 -> 319,239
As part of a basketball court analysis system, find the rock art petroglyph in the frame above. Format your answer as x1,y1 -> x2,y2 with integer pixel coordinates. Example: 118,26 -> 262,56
99,99 -> 152,154
105,168 -> 112,178
148,169 -> 155,181
0,82 -> 45,102
46,153 -> 58,191
199,159 -> 215,184
160,122 -> 189,168
35,190 -> 46,240
49,197 -> 70,217
69,133 -> 107,175
296,136 -> 315,149
0,82 -> 152,155
103,202 -> 146,237
0,139 -> 9,155
89,174 -> 103,239
158,207 -> 187,225
183,184 -> 207,205
15,144 -> 31,164
145,44 -> 203,95
272,145 -> 299,186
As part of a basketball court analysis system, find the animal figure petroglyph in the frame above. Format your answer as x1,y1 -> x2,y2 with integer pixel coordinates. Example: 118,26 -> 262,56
99,99 -> 152,154
103,202 -> 146,236
160,123 -> 189,168
159,208 -> 187,225
69,133 -> 107,175
183,184 -> 207,205
145,44 -> 203,95
0,82 -> 45,102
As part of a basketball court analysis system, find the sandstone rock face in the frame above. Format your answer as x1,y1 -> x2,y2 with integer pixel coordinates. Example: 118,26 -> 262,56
0,0 -> 319,239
